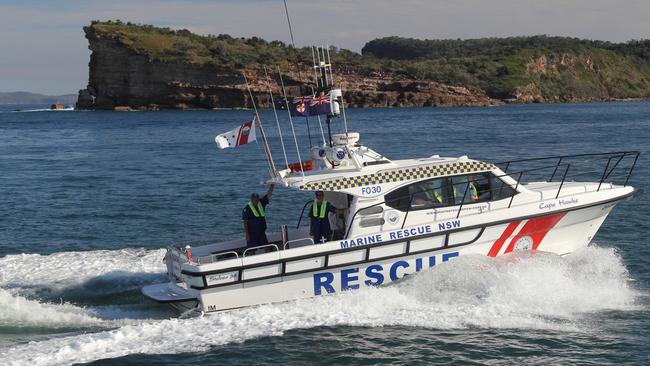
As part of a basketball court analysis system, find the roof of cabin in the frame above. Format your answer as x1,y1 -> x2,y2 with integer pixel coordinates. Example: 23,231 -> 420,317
278,155 -> 495,195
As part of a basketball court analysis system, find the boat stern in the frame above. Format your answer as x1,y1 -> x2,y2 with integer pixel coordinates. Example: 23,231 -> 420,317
142,246 -> 201,314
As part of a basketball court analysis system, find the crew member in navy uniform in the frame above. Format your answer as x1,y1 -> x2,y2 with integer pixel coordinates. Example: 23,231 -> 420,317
309,191 -> 342,244
243,184 -> 274,249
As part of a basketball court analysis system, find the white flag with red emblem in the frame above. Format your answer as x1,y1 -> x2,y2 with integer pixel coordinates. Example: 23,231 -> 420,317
214,120 -> 257,149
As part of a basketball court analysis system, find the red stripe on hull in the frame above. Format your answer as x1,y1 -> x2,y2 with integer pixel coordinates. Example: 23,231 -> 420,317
503,212 -> 566,254
487,221 -> 521,257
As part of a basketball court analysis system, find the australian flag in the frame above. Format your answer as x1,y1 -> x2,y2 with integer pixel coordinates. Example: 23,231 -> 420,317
309,95 -> 332,116
275,97 -> 309,117
290,96 -> 312,117
277,95 -> 332,117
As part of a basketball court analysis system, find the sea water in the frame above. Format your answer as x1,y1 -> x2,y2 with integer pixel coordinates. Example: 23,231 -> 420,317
0,103 -> 648,365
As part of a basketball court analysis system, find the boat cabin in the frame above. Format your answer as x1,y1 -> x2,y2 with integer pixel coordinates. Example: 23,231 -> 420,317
181,132 -> 519,264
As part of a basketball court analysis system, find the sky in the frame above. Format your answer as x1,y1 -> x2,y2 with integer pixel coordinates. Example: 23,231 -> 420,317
1,0 -> 649,95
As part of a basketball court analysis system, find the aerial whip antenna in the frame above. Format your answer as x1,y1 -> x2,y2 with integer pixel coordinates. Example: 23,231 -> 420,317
278,68 -> 306,178
283,0 -> 296,48
311,46 -> 327,144
283,0 -> 323,147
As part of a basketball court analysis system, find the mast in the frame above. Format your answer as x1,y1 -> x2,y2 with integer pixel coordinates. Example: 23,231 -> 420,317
242,73 -> 277,177
254,113 -> 277,176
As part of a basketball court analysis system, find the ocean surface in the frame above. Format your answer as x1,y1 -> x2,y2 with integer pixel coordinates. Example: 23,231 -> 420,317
0,102 -> 648,365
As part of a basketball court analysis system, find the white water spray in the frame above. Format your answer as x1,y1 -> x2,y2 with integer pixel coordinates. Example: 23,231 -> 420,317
0,245 -> 642,366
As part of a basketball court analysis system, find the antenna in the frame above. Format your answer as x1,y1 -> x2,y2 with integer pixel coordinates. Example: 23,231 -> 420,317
282,0 -> 349,148
326,46 -> 335,88
283,0 -> 316,147
321,45 -> 329,87
315,46 -> 323,91
278,67 -> 306,178
311,46 -> 320,89
311,46 -> 327,145
283,0 -> 296,49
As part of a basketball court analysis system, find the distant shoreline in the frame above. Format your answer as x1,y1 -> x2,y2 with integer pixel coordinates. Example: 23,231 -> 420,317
5,99 -> 648,114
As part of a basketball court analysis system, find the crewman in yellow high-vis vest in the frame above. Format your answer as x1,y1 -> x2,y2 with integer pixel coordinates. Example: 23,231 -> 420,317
309,191 -> 339,244
453,177 -> 479,203
467,176 -> 479,202
242,184 -> 274,248
412,179 -> 444,207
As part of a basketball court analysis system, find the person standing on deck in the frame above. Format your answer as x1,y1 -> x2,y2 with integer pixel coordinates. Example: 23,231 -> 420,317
309,191 -> 343,244
243,184 -> 275,248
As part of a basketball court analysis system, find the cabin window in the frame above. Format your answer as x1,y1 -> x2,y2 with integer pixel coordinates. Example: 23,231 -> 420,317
490,174 -> 517,200
450,172 -> 516,204
450,173 -> 491,204
385,172 -> 518,212
385,177 -> 448,211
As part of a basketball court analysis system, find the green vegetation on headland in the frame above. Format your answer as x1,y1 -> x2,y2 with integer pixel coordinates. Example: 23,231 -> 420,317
362,36 -> 650,100
86,20 -> 650,103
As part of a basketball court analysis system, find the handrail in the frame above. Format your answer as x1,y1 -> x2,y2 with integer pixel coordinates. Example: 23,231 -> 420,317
343,151 -> 639,239
196,250 -> 239,265
495,150 -> 639,166
284,237 -> 315,250
296,199 -> 314,228
603,154 -> 626,182
597,157 -> 612,192
556,164 -> 570,199
243,243 -> 279,257
184,151 -> 639,263
549,157 -> 562,181
508,172 -> 522,209
456,177 -> 471,219
624,153 -> 639,187
344,173 -> 519,238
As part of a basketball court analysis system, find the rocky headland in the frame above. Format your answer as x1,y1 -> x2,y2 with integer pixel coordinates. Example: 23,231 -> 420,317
77,21 -> 650,110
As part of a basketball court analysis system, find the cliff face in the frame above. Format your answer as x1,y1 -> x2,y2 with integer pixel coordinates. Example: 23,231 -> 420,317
363,36 -> 650,103
79,22 -> 650,110
79,26 -> 252,109
76,23 -> 499,110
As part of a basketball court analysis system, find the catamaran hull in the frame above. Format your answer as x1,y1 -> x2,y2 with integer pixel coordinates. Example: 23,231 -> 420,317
144,199 -> 622,313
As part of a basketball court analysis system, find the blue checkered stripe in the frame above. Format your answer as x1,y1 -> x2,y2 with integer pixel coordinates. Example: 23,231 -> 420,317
300,161 -> 494,191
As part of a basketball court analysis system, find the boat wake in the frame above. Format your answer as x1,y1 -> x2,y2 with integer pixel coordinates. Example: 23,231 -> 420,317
0,248 -> 168,329
0,245 -> 642,365
0,248 -> 166,296
0,288 -> 103,328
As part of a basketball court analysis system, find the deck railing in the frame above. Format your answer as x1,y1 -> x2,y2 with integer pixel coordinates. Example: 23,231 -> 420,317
342,151 -> 639,239
175,151 -> 639,264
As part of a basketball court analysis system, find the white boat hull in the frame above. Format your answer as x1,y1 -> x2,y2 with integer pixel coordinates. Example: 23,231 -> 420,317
144,194 -> 628,313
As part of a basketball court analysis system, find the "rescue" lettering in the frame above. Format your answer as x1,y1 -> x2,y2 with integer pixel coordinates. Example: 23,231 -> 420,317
313,251 -> 460,295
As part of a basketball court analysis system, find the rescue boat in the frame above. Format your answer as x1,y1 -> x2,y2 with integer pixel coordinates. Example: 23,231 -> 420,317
141,49 -> 639,315
142,137 -> 638,314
